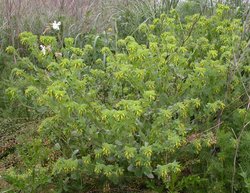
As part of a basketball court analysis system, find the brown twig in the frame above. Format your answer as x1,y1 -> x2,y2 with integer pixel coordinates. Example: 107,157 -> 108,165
181,14 -> 202,47
231,120 -> 250,193
231,44 -> 250,191
180,3 -> 207,47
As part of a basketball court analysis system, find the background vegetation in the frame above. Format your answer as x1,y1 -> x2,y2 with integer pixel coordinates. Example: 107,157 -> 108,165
0,0 -> 250,193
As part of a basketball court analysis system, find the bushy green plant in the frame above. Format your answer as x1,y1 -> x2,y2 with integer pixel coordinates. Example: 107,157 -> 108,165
0,51 -> 17,117
3,5 -> 250,193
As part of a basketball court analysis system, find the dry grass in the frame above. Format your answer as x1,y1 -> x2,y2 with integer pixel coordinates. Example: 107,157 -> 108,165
0,0 -> 183,48
0,0 -> 133,48
0,0 -> 247,49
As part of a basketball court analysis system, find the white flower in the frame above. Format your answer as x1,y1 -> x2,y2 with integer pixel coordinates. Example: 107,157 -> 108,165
155,0 -> 161,5
40,45 -> 46,55
52,21 -> 61,31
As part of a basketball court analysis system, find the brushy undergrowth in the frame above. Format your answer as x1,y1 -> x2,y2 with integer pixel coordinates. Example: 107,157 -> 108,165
2,4 -> 250,193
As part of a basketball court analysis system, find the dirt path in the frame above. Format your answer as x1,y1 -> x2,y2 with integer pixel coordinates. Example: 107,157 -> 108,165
0,118 -> 39,191
0,156 -> 12,191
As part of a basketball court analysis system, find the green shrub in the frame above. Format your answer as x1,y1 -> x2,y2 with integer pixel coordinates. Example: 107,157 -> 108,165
3,5 -> 250,192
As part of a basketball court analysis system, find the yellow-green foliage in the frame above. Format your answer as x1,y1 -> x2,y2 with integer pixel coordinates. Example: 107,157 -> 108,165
3,5 -> 250,193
